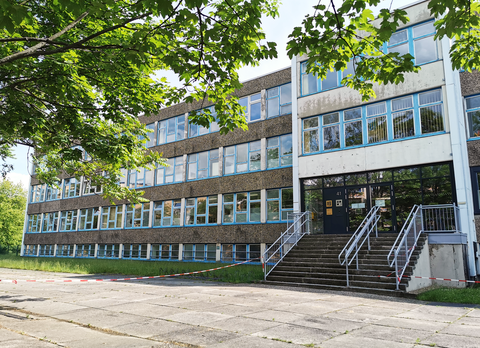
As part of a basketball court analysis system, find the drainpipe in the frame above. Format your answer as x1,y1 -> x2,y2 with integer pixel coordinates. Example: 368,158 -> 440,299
291,56 -> 301,213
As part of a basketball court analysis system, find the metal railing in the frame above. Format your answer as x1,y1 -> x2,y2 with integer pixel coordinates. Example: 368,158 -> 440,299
338,205 -> 381,287
387,203 -> 460,290
263,211 -> 311,280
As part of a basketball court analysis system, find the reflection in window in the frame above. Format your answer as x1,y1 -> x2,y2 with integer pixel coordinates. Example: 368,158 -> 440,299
267,134 -> 292,168
466,95 -> 480,138
239,93 -> 261,122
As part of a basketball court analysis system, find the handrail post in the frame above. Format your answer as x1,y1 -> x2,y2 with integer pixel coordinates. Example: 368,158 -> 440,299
346,261 -> 349,287
395,256 -> 399,290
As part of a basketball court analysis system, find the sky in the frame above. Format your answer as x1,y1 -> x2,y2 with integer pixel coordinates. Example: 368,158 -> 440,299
6,0 -> 414,190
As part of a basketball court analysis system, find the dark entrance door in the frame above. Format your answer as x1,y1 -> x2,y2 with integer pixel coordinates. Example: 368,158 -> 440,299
370,184 -> 395,232
323,187 -> 347,234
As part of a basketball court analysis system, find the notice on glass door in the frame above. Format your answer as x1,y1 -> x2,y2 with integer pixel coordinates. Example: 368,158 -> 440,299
375,199 -> 386,207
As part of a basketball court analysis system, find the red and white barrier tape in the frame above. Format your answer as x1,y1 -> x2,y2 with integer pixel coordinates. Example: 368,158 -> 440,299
379,275 -> 480,284
0,259 -> 258,284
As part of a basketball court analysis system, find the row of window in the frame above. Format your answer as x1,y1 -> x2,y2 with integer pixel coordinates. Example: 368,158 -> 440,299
302,89 -> 444,154
25,187 -> 294,233
24,243 -> 261,263
301,21 -> 438,96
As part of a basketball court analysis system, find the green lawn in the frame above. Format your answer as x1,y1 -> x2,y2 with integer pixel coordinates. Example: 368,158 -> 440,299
417,286 -> 480,305
0,254 -> 263,283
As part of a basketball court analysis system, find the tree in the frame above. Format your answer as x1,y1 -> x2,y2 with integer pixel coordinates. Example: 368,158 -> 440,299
287,0 -> 480,101
0,0 -> 278,202
0,180 -> 27,248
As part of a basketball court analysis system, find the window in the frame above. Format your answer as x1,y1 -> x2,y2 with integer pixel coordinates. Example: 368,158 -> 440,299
24,244 -> 37,256
125,203 -> 150,228
123,244 -> 148,259
267,83 -> 292,118
466,95 -> 480,138
152,200 -> 181,227
302,89 -> 444,154
187,149 -> 220,180
26,214 -> 42,233
183,244 -> 216,261
223,191 -> 261,224
220,244 -> 260,262
97,244 -> 120,258
83,178 -> 102,195
239,93 -> 262,122
100,205 -> 124,229
150,244 -> 179,260
59,210 -> 78,232
38,244 -> 54,257
155,156 -> 183,185
45,183 -> 61,201
301,62 -> 341,96
158,115 -> 185,144
188,106 -> 219,137
56,245 -> 73,257
78,208 -> 100,230
471,166 -> 480,215
224,141 -> 261,175
42,212 -> 59,232
30,184 -> 45,203
412,22 -> 437,65
63,178 -> 81,198
267,134 -> 293,169
127,167 -> 155,188
185,196 -> 218,225
267,188 -> 294,221
75,244 -> 95,258
145,123 -> 156,147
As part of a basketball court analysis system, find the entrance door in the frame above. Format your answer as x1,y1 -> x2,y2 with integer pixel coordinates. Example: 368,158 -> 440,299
323,187 -> 347,234
347,187 -> 369,233
370,184 -> 395,232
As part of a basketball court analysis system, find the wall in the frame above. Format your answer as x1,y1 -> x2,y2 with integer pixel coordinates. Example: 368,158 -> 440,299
429,244 -> 468,288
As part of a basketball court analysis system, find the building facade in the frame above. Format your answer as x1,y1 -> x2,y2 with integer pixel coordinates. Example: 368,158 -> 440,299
21,0 -> 480,279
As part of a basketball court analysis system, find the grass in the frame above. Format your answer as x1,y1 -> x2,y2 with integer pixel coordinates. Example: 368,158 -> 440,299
417,285 -> 480,305
0,254 -> 264,283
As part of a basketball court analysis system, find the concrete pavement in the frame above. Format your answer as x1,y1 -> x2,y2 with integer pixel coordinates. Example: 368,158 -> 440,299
0,268 -> 479,347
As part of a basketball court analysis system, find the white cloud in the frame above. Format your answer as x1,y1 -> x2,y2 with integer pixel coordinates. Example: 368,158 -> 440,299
6,172 -> 31,190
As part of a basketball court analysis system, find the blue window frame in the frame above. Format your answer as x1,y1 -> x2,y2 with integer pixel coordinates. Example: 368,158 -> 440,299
127,167 -> 154,189
267,134 -> 293,169
465,95 -> 480,138
152,200 -> 181,227
56,245 -> 73,257
30,184 -> 45,203
185,196 -> 218,226
158,115 -> 185,144
97,244 -> 120,258
224,141 -> 261,175
223,191 -> 261,224
26,214 -> 42,233
125,203 -> 150,228
63,177 -> 81,198
145,123 -> 156,147
302,89 -> 444,154
123,243 -> 148,259
42,212 -> 59,232
267,83 -> 292,118
267,188 -> 293,222
150,244 -> 179,260
221,244 -> 261,262
59,210 -> 78,232
45,183 -> 61,201
155,156 -> 183,185
38,244 -> 54,257
100,205 -> 123,229
239,93 -> 262,122
75,244 -> 95,258
183,243 -> 216,261
83,178 -> 102,195
188,106 -> 219,137
24,244 -> 37,256
187,150 -> 220,180
78,208 -> 99,230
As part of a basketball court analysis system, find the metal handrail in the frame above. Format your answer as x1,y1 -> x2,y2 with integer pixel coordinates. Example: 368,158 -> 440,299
263,211 -> 311,280
387,203 -> 460,290
338,205 -> 380,287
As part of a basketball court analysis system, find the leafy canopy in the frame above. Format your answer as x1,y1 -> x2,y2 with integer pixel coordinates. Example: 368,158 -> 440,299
0,0 -> 278,202
287,0 -> 480,101
0,180 -> 27,247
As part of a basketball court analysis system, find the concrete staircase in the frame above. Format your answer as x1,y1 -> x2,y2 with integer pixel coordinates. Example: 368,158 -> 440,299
265,233 -> 427,296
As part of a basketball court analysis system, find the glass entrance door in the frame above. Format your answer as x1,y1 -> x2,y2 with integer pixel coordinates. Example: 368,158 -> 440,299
347,187 -> 368,232
370,184 -> 394,232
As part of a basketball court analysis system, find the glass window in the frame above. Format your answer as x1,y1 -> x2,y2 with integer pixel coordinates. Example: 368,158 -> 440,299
303,117 -> 320,154
144,123 -> 156,147
24,245 -> 37,256
267,134 -> 292,168
127,167 -> 154,189
413,22 -> 437,65
185,196 -> 217,225
30,184 -> 45,203
367,104 -> 388,144
152,200 -> 181,227
26,214 -> 42,233
101,205 -> 124,229
187,149 -> 220,180
97,244 -> 120,258
59,210 -> 78,232
125,203 -> 150,228
75,244 -> 95,258
267,83 -> 292,118
323,112 -> 340,150
392,96 -> 415,139
466,95 -> 480,138
224,141 -> 261,175
45,183 -> 61,201
39,245 -> 55,257
42,212 -> 59,232
301,62 -> 318,96
471,166 -> 480,214
239,93 -> 262,122
82,178 -> 101,195
158,115 -> 185,144
56,245 -> 74,257
123,244 -> 148,259
79,208 -> 99,230
188,106 -> 219,137
63,178 -> 80,198
222,191 -> 260,224
344,108 -> 363,147
266,188 -> 293,221
155,156 -> 184,185
419,90 -> 444,134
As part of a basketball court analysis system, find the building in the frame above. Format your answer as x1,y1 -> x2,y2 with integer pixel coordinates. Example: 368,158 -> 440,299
21,0 -> 480,282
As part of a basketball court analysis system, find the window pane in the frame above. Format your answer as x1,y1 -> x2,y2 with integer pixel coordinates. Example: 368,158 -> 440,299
421,104 -> 444,134
321,69 -> 338,90
267,189 -> 279,199
251,93 -> 261,101
224,156 -> 234,175
414,36 -> 437,64
466,96 -> 480,110
267,201 -> 279,221
392,96 -> 413,111
223,204 -> 234,223
389,29 -> 408,45
323,125 -> 340,150
197,197 -> 206,214
413,22 -> 435,38
367,103 -> 386,116
249,151 -> 261,171
208,205 -> 217,224
282,189 -> 294,209
344,108 -> 361,121
345,120 -> 363,147
303,129 -> 319,153
267,98 -> 279,118
393,110 -> 414,139
303,117 -> 318,129
281,135 -> 293,157
368,116 -> 388,143
251,103 -> 261,121
389,42 -> 409,56
237,144 -> 248,163
468,111 -> 480,137
323,112 -> 339,125
302,72 -> 317,95
280,84 -> 292,104
267,147 -> 279,168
